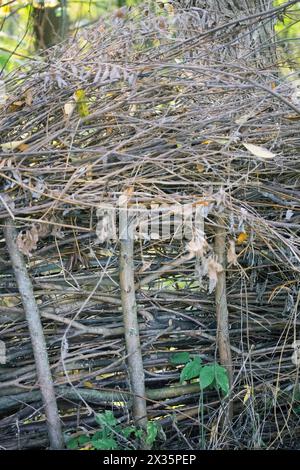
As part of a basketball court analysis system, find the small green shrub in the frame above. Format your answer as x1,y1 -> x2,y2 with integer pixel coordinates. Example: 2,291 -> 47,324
66,410 -> 159,450
170,352 -> 230,395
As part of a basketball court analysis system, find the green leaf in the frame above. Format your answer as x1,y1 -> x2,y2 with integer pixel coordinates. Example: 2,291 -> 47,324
134,429 -> 143,439
74,89 -> 90,117
294,405 -> 300,415
92,430 -> 104,441
78,434 -> 90,445
170,352 -> 191,365
214,363 -> 230,395
293,388 -> 300,402
199,363 -> 230,395
92,437 -> 119,450
122,426 -> 136,438
95,410 -> 117,428
180,356 -> 202,383
66,437 -> 80,450
146,422 -> 158,447
199,365 -> 215,390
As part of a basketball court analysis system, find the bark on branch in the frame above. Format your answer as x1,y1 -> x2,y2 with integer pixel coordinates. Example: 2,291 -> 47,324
3,219 -> 64,449
119,205 -> 148,435
214,221 -> 233,421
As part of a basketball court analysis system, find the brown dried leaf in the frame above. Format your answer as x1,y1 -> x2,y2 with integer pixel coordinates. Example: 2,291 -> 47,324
16,223 -> 51,256
227,239 -> 238,266
187,235 -> 208,257
17,225 -> 39,256
206,256 -> 223,293
25,89 -> 33,106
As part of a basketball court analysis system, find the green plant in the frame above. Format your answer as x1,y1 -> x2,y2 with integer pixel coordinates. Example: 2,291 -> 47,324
170,352 -> 230,395
66,410 -> 159,450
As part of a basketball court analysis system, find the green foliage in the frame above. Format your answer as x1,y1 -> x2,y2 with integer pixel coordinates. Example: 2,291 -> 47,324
274,0 -> 300,68
66,410 -> 159,450
0,1 -> 142,71
170,352 -> 230,396
95,410 -> 117,427
66,434 -> 90,449
169,351 -> 191,365
199,365 -> 215,390
200,363 -> 230,395
180,357 -> 202,384
145,421 -> 158,447
92,437 -> 119,450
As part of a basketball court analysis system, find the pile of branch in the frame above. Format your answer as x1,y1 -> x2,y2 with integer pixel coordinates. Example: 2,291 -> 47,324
0,1 -> 299,450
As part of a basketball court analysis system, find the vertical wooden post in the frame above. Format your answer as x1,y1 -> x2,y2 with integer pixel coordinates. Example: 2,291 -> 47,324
214,221 -> 233,420
119,197 -> 148,434
4,219 -> 64,449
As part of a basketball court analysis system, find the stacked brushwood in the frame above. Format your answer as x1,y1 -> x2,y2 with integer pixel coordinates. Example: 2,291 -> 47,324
0,2 -> 299,449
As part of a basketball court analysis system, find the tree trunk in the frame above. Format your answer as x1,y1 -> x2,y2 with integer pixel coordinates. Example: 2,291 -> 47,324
33,0 -> 68,50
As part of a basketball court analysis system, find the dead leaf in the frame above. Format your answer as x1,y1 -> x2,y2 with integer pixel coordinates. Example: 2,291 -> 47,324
64,101 -> 76,118
25,89 -> 33,106
187,236 -> 208,257
124,186 -> 134,198
196,163 -> 205,173
138,259 -> 153,274
17,225 -> 39,256
164,3 -> 174,14
237,232 -> 248,245
243,385 -> 253,404
284,114 -> 300,121
17,143 -> 29,152
227,239 -> 238,265
243,143 -> 275,159
16,223 -> 51,256
83,381 -> 94,389
1,140 -> 27,152
206,256 -> 223,293
11,100 -> 25,108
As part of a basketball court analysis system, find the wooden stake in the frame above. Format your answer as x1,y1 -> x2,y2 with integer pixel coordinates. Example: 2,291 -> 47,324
119,202 -> 148,435
4,219 -> 64,449
214,222 -> 233,421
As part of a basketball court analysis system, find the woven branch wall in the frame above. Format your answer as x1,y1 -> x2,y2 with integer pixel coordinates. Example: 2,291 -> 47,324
0,2 -> 299,449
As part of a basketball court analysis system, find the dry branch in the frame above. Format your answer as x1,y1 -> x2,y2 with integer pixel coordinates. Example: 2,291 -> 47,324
119,203 -> 148,434
3,219 -> 64,449
0,0 -> 299,450
214,220 -> 233,421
